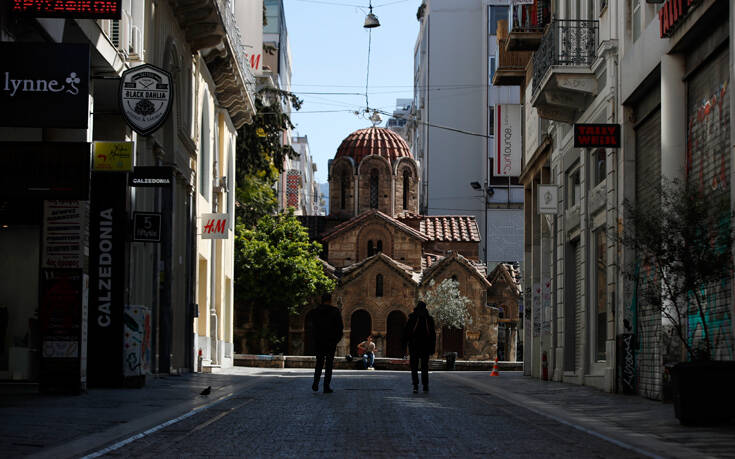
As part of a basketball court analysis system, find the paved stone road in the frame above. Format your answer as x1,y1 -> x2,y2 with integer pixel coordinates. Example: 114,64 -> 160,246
101,369 -> 644,458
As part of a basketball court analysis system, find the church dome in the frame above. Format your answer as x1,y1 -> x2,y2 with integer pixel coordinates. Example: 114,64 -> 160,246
335,127 -> 412,164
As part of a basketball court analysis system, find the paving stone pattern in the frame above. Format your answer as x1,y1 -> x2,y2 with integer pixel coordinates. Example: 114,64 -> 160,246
104,370 -> 642,458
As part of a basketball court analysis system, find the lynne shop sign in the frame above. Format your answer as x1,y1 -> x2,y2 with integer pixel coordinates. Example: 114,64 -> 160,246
0,42 -> 90,128
120,64 -> 173,136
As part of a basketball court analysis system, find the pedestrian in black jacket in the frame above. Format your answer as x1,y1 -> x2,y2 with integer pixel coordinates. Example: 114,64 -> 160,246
311,293 -> 343,394
402,301 -> 436,393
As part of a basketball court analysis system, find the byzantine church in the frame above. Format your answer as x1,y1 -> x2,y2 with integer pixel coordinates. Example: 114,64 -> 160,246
295,127 -> 518,361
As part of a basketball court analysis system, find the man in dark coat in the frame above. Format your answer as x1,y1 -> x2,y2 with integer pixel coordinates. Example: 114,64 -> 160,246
311,293 -> 343,394
402,301 -> 436,393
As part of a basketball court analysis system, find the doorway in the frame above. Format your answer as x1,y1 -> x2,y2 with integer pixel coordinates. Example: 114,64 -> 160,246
350,309 -> 372,356
385,311 -> 407,357
442,326 -> 464,357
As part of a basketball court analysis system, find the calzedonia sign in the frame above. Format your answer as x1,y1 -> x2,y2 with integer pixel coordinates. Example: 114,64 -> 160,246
0,43 -> 89,128
10,0 -> 122,19
120,64 -> 173,136
573,124 -> 620,149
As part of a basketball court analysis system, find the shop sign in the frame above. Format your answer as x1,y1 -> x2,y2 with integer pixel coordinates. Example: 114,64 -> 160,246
88,172 -> 128,385
128,166 -> 173,187
120,64 -> 173,136
10,0 -> 121,19
0,42 -> 89,128
573,123 -> 620,148
42,200 -> 90,269
93,141 -> 134,172
132,212 -> 161,242
495,104 -> 522,177
537,185 -> 559,215
659,0 -> 701,38
201,213 -> 230,239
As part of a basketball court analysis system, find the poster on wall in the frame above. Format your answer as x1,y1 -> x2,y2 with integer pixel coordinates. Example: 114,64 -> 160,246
119,64 -> 173,136
93,141 -> 134,172
0,43 -> 89,128
495,104 -> 522,177
537,185 -> 559,215
42,200 -> 89,269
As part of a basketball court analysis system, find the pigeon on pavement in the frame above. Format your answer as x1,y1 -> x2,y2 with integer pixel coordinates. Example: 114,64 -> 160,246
200,386 -> 211,396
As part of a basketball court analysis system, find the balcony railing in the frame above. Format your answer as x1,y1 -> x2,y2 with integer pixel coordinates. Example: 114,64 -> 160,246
216,0 -> 256,90
532,19 -> 598,97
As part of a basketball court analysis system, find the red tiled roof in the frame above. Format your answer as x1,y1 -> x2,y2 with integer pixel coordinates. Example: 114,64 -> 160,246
322,209 -> 428,242
419,216 -> 480,242
335,127 -> 412,164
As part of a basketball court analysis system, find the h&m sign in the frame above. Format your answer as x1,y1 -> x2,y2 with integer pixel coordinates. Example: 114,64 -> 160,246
0,43 -> 89,128
573,124 -> 620,148
201,213 -> 230,239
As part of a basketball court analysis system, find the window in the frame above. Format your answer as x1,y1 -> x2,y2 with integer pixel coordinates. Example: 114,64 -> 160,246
593,149 -> 606,187
340,174 -> 348,209
568,167 -> 581,208
368,240 -> 374,257
376,240 -> 382,252
632,0 -> 641,42
376,274 -> 383,297
370,168 -> 379,209
488,106 -> 494,136
489,56 -> 496,84
587,0 -> 595,19
199,96 -> 210,200
595,228 -> 607,361
488,6 -> 509,35
403,170 -> 411,210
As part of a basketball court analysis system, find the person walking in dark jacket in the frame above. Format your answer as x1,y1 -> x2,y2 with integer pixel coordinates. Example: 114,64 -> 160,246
402,301 -> 436,393
311,293 -> 343,394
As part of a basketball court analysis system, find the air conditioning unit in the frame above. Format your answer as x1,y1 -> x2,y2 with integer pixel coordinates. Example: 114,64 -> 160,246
110,12 -> 130,57
129,25 -> 142,60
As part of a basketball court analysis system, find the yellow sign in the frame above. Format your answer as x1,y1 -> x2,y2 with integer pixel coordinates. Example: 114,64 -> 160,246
93,141 -> 134,171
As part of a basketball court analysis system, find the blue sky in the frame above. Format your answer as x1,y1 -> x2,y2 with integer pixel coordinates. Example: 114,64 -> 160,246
284,0 -> 421,184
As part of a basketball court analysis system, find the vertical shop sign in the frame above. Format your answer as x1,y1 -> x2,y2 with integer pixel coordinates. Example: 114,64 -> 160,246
495,104 -> 522,177
88,172 -> 128,386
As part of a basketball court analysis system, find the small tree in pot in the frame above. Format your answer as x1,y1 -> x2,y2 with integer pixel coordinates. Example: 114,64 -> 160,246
420,278 -> 472,369
622,178 -> 735,424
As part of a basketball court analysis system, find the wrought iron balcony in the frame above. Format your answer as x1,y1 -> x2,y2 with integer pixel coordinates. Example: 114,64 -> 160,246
506,2 -> 551,52
530,19 -> 599,123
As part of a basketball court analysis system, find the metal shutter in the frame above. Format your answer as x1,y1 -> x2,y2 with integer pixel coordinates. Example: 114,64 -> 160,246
574,241 -> 584,373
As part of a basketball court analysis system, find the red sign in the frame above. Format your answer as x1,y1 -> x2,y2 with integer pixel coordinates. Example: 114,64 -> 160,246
573,124 -> 620,148
11,0 -> 121,19
658,0 -> 700,38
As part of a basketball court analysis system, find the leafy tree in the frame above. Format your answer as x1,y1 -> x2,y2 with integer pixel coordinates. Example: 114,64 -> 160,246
235,174 -> 277,229
622,178 -> 733,361
234,210 -> 334,352
420,278 -> 472,329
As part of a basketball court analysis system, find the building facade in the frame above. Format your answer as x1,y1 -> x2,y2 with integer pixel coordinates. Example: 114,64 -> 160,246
412,0 -> 524,269
0,0 -> 255,390
500,0 -> 734,399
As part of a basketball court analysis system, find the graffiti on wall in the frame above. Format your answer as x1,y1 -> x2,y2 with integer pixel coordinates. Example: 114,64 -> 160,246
686,79 -> 729,192
123,305 -> 151,377
686,279 -> 734,360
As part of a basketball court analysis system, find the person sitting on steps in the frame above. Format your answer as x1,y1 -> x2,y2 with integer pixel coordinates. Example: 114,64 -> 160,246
357,335 -> 376,370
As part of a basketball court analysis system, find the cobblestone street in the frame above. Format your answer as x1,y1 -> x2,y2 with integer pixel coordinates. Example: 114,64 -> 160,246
98,369 -> 643,458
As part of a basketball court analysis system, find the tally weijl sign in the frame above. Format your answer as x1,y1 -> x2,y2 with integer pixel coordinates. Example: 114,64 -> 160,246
0,42 -> 89,128
120,64 -> 173,136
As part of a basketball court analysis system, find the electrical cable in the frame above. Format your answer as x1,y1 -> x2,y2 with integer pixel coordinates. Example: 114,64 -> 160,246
365,24 -> 372,109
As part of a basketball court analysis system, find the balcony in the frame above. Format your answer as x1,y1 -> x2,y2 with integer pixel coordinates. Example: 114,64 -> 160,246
530,19 -> 598,123
171,0 -> 256,128
493,37 -> 533,86
505,3 -> 551,52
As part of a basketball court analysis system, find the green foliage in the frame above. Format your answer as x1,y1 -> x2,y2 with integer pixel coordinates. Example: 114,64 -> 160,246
622,178 -> 733,361
235,174 -> 277,229
234,210 -> 335,316
235,88 -> 302,184
420,279 -> 472,329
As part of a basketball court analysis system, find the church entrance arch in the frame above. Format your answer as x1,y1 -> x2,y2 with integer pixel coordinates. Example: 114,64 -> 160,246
442,326 -> 464,357
385,311 -> 407,357
303,309 -> 316,356
350,309 -> 372,356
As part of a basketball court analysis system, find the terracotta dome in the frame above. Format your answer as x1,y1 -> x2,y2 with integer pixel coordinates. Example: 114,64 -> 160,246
335,127 -> 412,164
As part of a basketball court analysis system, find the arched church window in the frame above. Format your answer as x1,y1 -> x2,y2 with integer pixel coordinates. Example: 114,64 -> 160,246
376,240 -> 382,252
340,174 -> 348,210
451,275 -> 458,283
368,240 -> 374,257
403,170 -> 411,210
370,168 -> 379,209
376,274 -> 383,297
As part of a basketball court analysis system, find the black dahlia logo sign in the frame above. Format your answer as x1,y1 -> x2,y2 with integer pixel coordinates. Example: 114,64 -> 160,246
120,64 -> 172,136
